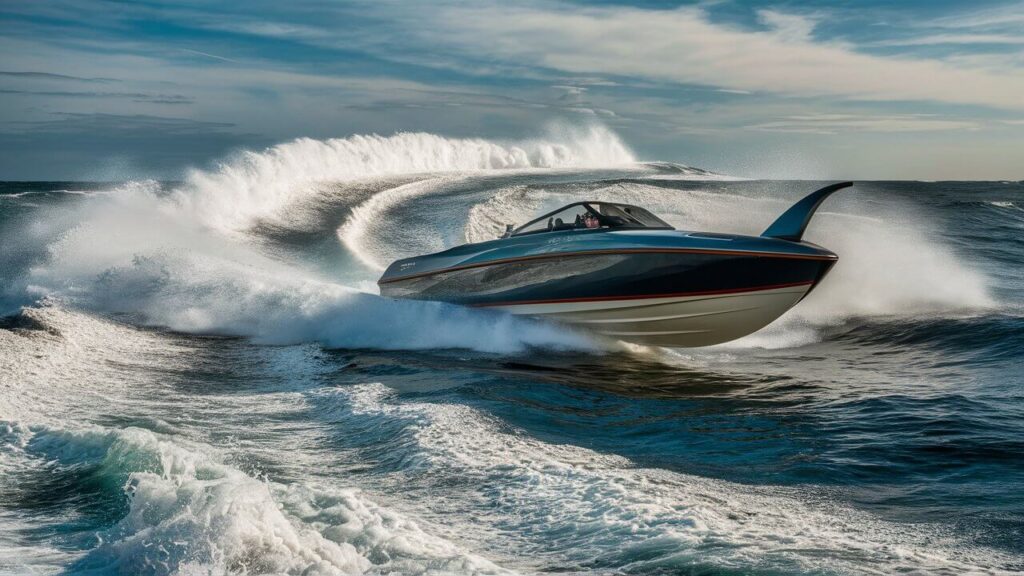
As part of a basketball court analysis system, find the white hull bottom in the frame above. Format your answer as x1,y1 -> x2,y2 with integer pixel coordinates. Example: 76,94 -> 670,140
489,285 -> 812,347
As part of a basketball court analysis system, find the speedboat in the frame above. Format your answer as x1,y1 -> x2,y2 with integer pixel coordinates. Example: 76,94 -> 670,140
378,182 -> 852,347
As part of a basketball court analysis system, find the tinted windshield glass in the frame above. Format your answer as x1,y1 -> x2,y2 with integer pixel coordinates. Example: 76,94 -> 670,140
513,205 -> 599,235
511,202 -> 672,236
599,204 -> 670,228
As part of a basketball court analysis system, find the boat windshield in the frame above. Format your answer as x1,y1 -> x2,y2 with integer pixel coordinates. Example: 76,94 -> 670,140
511,202 -> 673,236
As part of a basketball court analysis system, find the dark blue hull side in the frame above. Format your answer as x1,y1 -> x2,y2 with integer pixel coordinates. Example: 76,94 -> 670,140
379,249 -> 836,307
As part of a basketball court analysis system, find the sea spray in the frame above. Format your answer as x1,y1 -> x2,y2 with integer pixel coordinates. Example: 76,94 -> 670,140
28,214 -> 596,353
5,127 -> 636,353
462,182 -> 994,349
176,124 -> 635,232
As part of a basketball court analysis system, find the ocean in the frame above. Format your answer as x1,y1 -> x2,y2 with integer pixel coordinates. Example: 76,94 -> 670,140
1,127 -> 1022,575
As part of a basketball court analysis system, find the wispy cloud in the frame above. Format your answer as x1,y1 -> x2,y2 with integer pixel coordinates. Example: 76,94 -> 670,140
0,89 -> 192,104
2,112 -> 236,135
178,48 -> 240,64
927,2 -> 1024,29
747,113 -> 979,134
201,20 -> 329,42
0,0 -> 1021,179
405,2 -> 1024,110
872,34 -> 1024,47
0,70 -> 119,83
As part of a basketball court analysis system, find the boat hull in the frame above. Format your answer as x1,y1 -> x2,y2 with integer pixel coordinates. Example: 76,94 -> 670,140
378,184 -> 852,347
487,283 -> 812,347
379,248 -> 835,347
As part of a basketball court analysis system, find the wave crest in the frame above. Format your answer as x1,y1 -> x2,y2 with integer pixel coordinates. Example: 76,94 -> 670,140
3,423 -> 507,575
177,124 -> 635,231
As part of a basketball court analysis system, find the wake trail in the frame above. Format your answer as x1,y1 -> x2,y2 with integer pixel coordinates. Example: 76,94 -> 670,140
176,124 -> 635,232
4,125 -> 633,354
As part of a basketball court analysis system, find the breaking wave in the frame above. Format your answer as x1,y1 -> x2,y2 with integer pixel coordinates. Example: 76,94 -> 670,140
326,382 -> 1015,574
0,122 -> 998,356
6,126 -> 637,354
1,422 -> 507,575
176,124 -> 635,232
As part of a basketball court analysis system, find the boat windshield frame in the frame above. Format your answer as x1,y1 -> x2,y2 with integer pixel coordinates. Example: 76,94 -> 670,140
510,201 -> 674,237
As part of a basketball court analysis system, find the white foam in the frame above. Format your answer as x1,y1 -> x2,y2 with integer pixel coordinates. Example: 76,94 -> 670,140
338,177 -> 456,271
12,126 -> 632,354
2,423 -> 509,575
464,186 -> 546,244
1,305 -> 516,574
640,161 -> 747,182
0,302 -> 165,425
27,232 -> 595,354
176,124 -> 635,232
338,382 -> 1015,574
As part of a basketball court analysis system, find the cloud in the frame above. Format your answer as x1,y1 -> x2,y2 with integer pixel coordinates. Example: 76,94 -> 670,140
201,20 -> 329,42
757,9 -> 817,43
927,2 -> 1024,30
0,70 -> 119,83
552,85 -> 587,105
872,34 -> 1024,47
0,0 -> 1020,180
556,77 -> 620,87
412,2 -> 1024,111
0,89 -> 193,104
178,48 -> 240,64
2,112 -> 236,136
552,85 -> 587,94
746,113 -> 979,134
343,84 -> 621,119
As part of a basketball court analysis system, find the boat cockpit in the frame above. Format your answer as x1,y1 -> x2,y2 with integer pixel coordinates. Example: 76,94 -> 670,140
506,202 -> 673,237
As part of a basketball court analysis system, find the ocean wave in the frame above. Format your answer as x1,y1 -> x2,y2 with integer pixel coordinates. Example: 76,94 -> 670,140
4,132 -> 638,352
0,125 -> 1001,356
176,124 -> 635,232
0,189 -> 101,199
988,200 -> 1019,210
23,250 -> 596,354
329,382 -> 1016,574
1,126 -> 641,355
833,312 -> 1024,361
640,161 -> 746,181
338,177 -> 459,271
1,422 -> 508,575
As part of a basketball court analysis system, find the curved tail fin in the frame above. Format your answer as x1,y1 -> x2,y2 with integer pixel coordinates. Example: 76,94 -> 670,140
761,181 -> 852,242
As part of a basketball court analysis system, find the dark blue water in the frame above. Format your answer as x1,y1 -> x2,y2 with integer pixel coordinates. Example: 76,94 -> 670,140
1,163 -> 1022,574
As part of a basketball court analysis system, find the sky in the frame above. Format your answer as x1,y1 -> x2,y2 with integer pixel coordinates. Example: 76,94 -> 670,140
1,0 -> 1022,180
